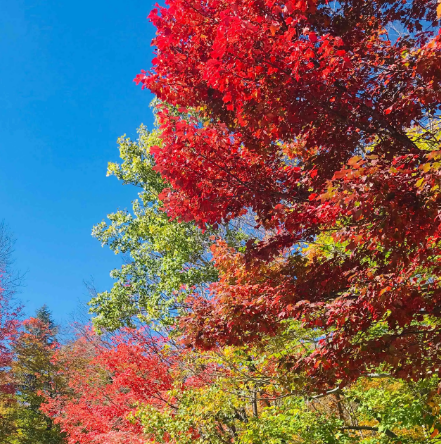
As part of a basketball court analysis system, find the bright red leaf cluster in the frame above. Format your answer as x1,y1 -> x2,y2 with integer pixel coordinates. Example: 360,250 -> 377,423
42,328 -> 212,444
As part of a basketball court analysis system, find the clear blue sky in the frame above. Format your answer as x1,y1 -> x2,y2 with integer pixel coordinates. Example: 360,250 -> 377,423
0,0 -> 156,325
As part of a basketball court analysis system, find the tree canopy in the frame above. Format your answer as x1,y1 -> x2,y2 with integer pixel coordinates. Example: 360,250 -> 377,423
4,0 -> 441,442
132,0 -> 441,386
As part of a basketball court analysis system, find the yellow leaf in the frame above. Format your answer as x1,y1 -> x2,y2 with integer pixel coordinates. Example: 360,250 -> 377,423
416,178 -> 425,187
420,163 -> 431,172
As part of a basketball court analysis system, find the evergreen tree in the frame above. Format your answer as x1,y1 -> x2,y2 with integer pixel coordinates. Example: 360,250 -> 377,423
7,306 -> 66,444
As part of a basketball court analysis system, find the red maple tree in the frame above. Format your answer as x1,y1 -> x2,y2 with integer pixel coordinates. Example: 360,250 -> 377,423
42,327 -> 212,444
136,0 -> 441,385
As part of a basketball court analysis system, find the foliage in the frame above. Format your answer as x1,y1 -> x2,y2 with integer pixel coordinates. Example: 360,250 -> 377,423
0,293 -> 19,394
0,227 -> 22,442
134,0 -> 441,386
0,223 -> 22,397
90,125 -> 243,331
46,323 -> 441,443
138,341 -> 441,444
3,308 -> 66,444
42,327 -> 180,444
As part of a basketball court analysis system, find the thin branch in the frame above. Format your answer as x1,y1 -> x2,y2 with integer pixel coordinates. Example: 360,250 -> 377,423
339,425 -> 398,439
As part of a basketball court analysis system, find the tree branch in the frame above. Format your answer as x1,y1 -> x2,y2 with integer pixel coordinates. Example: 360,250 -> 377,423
339,425 -> 398,439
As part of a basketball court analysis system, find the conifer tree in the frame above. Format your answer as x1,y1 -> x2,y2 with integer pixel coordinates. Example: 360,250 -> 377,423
7,306 -> 66,444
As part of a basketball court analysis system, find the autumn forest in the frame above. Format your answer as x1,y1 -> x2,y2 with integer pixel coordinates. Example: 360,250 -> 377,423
2,0 -> 441,442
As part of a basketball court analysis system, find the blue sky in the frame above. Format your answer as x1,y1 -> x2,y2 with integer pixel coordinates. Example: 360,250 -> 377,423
0,0 -> 156,325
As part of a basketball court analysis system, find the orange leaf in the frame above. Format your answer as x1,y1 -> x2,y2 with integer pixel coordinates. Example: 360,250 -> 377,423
348,155 -> 362,166
379,286 -> 391,296
269,25 -> 278,36
333,170 -> 347,179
